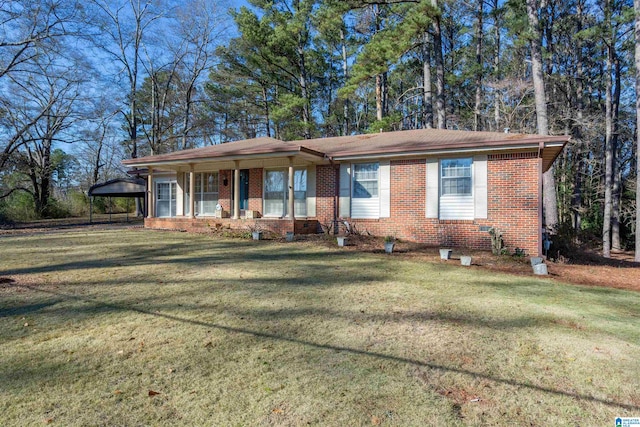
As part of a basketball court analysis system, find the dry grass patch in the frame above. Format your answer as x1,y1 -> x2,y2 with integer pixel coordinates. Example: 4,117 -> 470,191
1,228 -> 639,426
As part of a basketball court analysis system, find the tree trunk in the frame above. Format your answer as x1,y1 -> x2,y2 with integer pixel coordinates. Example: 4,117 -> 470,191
262,85 -> 271,138
635,0 -> 640,262
474,0 -> 484,131
492,0 -> 501,131
341,26 -> 349,135
423,32 -> 434,129
376,73 -> 384,122
603,3 -> 614,258
527,0 -> 558,230
298,42 -> 310,139
432,0 -> 446,129
612,54 -> 622,251
572,0 -> 584,231
182,82 -> 193,150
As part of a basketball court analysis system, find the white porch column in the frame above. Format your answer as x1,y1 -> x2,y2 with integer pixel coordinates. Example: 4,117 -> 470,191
147,167 -> 154,218
288,157 -> 295,220
189,164 -> 195,219
233,160 -> 240,219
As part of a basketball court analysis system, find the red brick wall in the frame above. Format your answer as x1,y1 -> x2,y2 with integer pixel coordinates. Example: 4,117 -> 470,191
248,168 -> 263,212
316,164 -> 337,230
218,170 -> 232,212
314,154 -> 541,256
216,168 -> 264,215
147,154 -> 541,255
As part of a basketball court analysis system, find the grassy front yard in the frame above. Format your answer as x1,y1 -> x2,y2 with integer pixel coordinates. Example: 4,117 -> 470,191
1,228 -> 638,426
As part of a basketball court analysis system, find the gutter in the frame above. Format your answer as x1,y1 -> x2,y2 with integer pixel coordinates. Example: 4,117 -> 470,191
327,155 -> 339,235
122,149 -> 325,168
538,141 -> 544,257
330,143 -> 545,161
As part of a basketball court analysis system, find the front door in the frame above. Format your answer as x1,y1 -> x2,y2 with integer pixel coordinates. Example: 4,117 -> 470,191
232,169 -> 250,215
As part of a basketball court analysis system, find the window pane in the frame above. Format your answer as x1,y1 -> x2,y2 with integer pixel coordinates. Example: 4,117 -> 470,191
441,158 -> 472,195
264,170 -> 285,216
184,173 -> 191,216
205,173 -> 218,193
157,183 -> 169,200
353,163 -> 379,199
353,180 -> 378,198
195,173 -> 202,193
291,170 -> 307,216
353,163 -> 379,180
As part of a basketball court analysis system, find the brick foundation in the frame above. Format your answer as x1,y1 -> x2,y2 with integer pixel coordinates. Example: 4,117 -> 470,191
145,217 -> 318,236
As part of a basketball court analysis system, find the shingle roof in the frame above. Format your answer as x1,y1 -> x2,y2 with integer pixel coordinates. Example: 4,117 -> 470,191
122,128 -> 569,170
300,128 -> 567,158
122,137 -> 314,165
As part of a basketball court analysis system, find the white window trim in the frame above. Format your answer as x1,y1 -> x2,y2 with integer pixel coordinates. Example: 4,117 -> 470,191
439,157 -> 474,220
351,162 -> 380,219
440,158 -> 474,197
262,167 -> 308,218
155,179 -> 177,218
185,172 -> 219,217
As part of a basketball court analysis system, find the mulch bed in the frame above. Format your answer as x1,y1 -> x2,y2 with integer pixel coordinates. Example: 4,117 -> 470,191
295,234 -> 640,293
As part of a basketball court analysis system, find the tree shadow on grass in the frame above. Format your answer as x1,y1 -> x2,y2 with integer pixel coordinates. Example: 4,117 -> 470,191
0,300 -> 62,318
0,242 -> 354,277
7,282 -> 639,412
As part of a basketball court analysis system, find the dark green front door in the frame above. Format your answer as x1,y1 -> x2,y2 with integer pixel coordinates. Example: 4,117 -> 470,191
239,169 -> 249,211
232,169 -> 250,214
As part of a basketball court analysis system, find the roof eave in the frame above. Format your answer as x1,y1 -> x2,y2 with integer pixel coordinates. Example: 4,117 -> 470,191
330,143 -> 542,161
122,149 -> 326,168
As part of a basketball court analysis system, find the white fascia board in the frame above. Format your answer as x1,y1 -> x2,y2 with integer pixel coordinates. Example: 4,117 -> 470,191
331,144 -> 540,161
124,150 -> 320,168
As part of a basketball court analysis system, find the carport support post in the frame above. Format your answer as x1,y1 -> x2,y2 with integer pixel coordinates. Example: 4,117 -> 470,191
189,164 -> 195,219
233,160 -> 240,219
288,157 -> 295,220
89,196 -> 93,223
147,167 -> 154,218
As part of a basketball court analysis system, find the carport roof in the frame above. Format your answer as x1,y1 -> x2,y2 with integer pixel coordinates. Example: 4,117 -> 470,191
88,178 -> 146,197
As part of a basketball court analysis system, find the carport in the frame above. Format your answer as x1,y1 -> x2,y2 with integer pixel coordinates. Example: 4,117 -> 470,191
88,178 -> 146,223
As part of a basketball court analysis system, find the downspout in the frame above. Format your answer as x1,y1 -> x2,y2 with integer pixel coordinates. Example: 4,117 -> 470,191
538,142 -> 544,257
327,155 -> 339,235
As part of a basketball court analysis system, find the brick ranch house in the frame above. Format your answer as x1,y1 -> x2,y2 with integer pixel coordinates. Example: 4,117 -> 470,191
122,128 -> 568,256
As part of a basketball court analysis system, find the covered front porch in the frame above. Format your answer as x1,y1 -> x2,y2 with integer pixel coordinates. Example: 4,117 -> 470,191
129,138 -> 328,237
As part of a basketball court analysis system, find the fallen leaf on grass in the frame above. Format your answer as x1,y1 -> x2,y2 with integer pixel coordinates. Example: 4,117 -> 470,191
148,390 -> 160,396
271,408 -> 283,414
43,418 -> 54,424
371,415 -> 381,425
113,390 -> 123,395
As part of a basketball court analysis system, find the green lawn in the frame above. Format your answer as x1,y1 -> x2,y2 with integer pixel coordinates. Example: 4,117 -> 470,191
1,229 -> 638,426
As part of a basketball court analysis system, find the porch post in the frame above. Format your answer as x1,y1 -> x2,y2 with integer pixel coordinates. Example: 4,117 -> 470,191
189,164 -> 195,219
233,160 -> 240,219
288,157 -> 295,220
147,167 -> 154,218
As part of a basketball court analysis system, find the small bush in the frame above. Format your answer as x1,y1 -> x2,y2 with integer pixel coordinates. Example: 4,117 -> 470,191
0,192 -> 37,221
